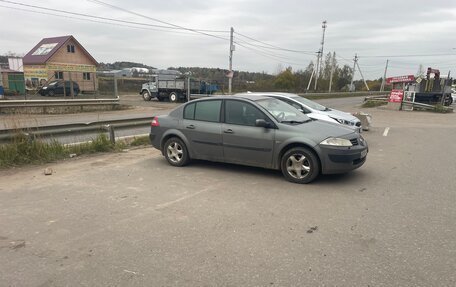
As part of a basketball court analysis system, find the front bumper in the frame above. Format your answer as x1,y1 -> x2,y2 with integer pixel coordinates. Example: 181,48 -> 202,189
320,144 -> 368,174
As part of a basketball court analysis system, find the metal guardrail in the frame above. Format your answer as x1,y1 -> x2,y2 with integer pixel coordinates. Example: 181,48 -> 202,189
364,95 -> 389,102
0,116 -> 152,143
0,97 -> 120,108
301,91 -> 388,97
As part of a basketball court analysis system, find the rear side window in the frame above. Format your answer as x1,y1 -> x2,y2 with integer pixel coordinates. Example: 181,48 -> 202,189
184,100 -> 222,122
184,103 -> 195,119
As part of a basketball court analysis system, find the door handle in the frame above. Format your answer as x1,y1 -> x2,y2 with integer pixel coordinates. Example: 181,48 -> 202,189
186,125 -> 195,129
223,129 -> 234,134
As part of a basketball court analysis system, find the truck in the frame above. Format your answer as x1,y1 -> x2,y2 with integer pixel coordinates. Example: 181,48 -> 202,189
140,74 -> 218,102
391,68 -> 453,106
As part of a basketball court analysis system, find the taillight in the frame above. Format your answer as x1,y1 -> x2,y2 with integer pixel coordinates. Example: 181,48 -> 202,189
151,116 -> 160,127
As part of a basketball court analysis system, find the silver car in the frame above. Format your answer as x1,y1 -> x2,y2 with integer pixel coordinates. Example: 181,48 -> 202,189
149,95 -> 368,184
240,92 -> 362,132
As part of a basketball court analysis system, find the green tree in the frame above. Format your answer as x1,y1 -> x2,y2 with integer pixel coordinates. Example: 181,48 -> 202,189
274,67 -> 297,91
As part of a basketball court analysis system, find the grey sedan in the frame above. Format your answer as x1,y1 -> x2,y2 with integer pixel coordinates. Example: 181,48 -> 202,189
149,95 -> 368,184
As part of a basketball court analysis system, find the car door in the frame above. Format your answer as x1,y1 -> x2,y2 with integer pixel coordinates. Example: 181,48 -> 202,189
55,82 -> 64,94
181,99 -> 224,161
222,99 -> 275,168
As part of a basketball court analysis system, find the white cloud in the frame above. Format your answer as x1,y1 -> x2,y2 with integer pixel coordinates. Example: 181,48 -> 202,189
1,0 -> 456,79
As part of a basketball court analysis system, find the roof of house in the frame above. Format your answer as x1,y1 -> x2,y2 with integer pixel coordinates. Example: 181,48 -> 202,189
23,35 -> 98,65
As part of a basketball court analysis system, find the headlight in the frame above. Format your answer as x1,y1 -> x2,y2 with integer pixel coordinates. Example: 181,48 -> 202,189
320,137 -> 353,147
330,117 -> 343,124
331,117 -> 351,125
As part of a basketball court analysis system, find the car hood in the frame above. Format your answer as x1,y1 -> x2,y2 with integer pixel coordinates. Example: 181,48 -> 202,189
323,109 -> 358,122
281,119 -> 356,143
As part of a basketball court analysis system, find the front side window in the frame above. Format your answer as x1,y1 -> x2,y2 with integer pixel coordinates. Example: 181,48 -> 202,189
291,96 -> 327,111
184,100 -> 222,122
225,100 -> 267,126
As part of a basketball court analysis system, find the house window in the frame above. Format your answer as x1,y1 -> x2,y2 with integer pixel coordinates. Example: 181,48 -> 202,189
55,71 -> 63,80
67,44 -> 75,53
83,72 -> 91,80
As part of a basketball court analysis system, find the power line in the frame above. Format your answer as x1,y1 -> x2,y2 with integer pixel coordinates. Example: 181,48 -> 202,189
0,0 -> 230,35
234,42 -> 308,67
233,38 -> 314,62
234,31 -> 316,55
0,4 -> 216,36
88,0 -> 229,41
359,53 -> 456,58
233,36 -> 315,56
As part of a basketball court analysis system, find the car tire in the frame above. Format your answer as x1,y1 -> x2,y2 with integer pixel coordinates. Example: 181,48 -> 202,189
169,92 -> 179,103
163,137 -> 190,167
142,90 -> 152,101
280,147 -> 320,184
48,90 -> 55,96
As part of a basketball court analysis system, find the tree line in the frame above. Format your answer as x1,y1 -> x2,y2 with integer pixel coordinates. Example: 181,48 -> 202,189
170,53 -> 386,93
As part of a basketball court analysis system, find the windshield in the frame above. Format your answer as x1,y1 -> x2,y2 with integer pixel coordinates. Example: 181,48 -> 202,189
291,96 -> 328,111
48,81 -> 59,86
256,98 -> 310,123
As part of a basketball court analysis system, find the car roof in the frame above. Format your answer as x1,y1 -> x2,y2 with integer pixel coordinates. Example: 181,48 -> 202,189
188,94 -> 272,103
235,92 -> 300,99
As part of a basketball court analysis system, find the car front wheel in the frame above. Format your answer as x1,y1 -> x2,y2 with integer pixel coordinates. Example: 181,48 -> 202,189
280,147 -> 320,184
163,137 -> 190,167
142,90 -> 152,101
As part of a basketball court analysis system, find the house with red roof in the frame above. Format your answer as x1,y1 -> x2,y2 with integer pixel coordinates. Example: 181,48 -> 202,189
23,35 -> 98,92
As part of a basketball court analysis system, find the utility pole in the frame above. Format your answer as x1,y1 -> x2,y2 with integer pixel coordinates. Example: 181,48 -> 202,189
314,20 -> 327,91
350,54 -> 357,92
228,27 -> 234,94
356,58 -> 370,91
0,64 -> 4,99
306,69 -> 315,91
380,59 -> 389,91
328,51 -> 336,93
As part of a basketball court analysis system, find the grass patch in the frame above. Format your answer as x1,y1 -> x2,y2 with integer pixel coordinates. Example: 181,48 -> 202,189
433,104 -> 453,114
0,133 -> 127,168
129,135 -> 150,146
361,100 -> 388,108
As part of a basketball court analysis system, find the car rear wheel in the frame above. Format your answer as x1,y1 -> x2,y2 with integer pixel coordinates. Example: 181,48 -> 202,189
280,147 -> 320,184
142,90 -> 152,101
164,137 -> 189,167
169,92 -> 179,103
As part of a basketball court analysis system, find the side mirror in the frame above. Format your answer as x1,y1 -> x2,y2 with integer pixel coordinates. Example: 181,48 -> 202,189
255,119 -> 271,128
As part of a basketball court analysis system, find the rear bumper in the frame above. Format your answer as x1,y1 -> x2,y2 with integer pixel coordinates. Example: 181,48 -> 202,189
320,145 -> 368,174
149,133 -> 160,150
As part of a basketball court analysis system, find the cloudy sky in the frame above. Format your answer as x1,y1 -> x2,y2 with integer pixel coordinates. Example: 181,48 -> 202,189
1,0 -> 456,80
